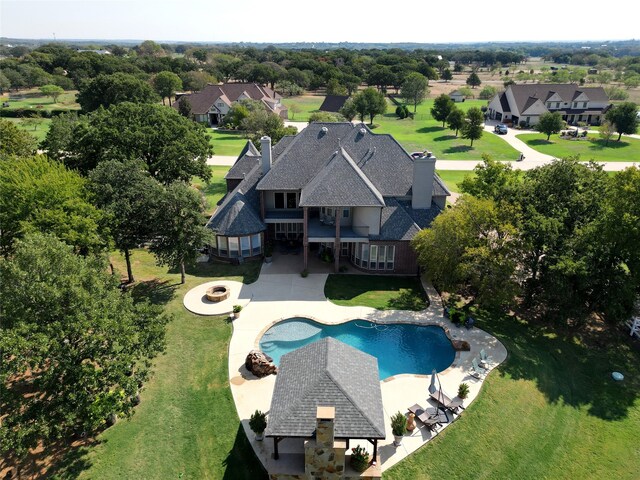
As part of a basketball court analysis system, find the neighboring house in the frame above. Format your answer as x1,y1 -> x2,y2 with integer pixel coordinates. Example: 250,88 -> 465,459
265,337 -> 385,478
319,95 -> 349,113
449,90 -> 465,103
487,83 -> 610,126
206,122 -> 450,274
173,82 -> 288,125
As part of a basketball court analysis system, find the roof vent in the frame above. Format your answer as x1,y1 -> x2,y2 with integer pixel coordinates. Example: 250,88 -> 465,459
321,126 -> 328,133
359,128 -> 367,135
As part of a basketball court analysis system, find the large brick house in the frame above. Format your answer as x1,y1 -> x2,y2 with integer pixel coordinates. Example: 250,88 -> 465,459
206,122 -> 449,274
173,82 -> 288,125
487,83 -> 610,126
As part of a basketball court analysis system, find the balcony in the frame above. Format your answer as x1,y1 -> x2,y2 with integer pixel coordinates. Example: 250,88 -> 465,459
264,209 -> 304,223
307,218 -> 369,242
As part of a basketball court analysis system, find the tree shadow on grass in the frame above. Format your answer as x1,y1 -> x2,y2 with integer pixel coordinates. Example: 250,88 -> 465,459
476,310 -> 640,421
417,126 -> 444,134
588,139 -> 631,150
528,139 -> 554,146
183,259 -> 262,284
433,135 -> 458,142
129,279 -> 178,306
443,145 -> 473,154
222,424 -> 268,480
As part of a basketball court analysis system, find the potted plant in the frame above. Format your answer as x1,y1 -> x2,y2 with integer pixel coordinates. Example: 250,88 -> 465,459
232,305 -> 242,318
300,269 -> 309,278
350,444 -> 370,472
249,410 -> 267,441
390,411 -> 407,446
264,244 -> 273,264
458,382 -> 470,400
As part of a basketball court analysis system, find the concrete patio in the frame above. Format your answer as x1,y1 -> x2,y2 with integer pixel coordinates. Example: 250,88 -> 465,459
191,268 -> 508,473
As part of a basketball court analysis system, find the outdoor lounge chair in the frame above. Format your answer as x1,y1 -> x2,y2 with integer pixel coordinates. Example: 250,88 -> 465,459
408,404 -> 447,431
479,348 -> 492,368
429,389 -> 464,414
470,357 -> 488,379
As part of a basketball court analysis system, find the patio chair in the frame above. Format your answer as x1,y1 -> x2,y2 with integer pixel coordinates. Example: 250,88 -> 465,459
479,348 -> 492,368
429,389 -> 464,414
470,357 -> 488,379
407,404 -> 446,432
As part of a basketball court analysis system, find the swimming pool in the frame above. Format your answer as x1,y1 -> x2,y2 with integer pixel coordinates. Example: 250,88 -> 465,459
259,318 -> 455,380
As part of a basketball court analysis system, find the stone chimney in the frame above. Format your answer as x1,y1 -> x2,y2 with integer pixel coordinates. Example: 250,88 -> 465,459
260,136 -> 272,176
315,406 -> 335,448
412,153 -> 436,209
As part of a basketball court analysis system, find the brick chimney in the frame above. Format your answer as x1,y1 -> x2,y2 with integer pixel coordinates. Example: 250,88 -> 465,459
412,153 -> 436,209
260,136 -> 272,176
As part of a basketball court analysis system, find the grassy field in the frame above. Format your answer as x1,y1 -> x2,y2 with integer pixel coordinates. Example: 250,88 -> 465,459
324,274 -> 428,310
207,129 -> 248,157
192,166 -> 230,215
387,309 -> 640,479
57,249 -> 266,480
436,170 -> 474,194
0,88 -> 80,111
281,95 -> 325,121
374,99 -> 520,161
516,132 -> 640,162
4,117 -> 52,143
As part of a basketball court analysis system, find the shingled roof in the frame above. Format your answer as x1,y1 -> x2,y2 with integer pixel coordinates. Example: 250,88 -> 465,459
173,83 -> 284,116
225,141 -> 260,180
508,84 -> 608,114
265,337 -> 385,439
319,95 -> 349,113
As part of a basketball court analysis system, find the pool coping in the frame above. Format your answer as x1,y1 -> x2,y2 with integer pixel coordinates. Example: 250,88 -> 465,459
215,272 -> 508,474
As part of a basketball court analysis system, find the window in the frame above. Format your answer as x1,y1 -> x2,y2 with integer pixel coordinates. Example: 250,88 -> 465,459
343,208 -> 350,218
556,102 -> 560,109
386,246 -> 395,270
228,237 -> 239,258
369,245 -> 378,270
583,102 -> 587,108
251,234 -> 261,256
274,192 -> 297,209
378,245 -> 386,270
274,192 -> 285,209
573,102 -> 578,108
240,236 -> 251,257
217,236 -> 228,257
361,244 -> 369,269
341,242 -> 349,257
286,192 -> 297,209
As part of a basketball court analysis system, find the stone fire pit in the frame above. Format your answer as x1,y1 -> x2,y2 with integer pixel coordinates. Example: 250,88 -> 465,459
206,285 -> 230,302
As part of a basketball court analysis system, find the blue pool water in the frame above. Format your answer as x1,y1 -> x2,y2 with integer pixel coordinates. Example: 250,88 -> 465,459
259,318 -> 455,380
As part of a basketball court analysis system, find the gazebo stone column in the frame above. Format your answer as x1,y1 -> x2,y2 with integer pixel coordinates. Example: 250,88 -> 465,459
305,406 -> 346,477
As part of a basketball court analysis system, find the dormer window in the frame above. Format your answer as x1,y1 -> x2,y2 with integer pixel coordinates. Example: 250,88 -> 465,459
583,102 -> 587,108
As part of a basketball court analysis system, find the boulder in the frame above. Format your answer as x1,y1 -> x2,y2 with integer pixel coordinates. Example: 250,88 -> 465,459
451,340 -> 471,351
245,350 -> 277,377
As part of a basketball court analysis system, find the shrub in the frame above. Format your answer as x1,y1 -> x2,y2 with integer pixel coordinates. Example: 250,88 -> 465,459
301,269 -> 309,278
395,104 -> 409,119
458,382 -> 470,400
391,411 -> 407,436
450,308 -> 466,325
350,445 -> 370,472
519,120 -> 528,128
233,305 -> 242,313
249,410 -> 267,434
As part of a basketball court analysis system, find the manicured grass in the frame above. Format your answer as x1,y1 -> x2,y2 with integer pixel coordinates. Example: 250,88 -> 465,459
386,309 -> 640,479
281,95 -> 325,121
436,170 -> 475,194
0,88 -> 80,111
516,132 -> 640,162
207,129 -> 248,157
324,274 -> 428,311
374,99 -> 520,161
192,166 -> 230,215
56,249 -> 266,479
4,117 -> 52,143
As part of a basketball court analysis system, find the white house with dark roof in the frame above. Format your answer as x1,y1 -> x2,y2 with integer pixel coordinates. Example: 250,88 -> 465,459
173,82 -> 288,125
206,122 -> 449,274
487,83 -> 610,126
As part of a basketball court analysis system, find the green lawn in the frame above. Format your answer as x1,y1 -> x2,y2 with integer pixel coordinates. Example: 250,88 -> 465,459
4,117 -> 52,143
436,170 -> 474,194
281,95 -> 325,121
387,309 -> 640,479
516,133 -> 640,162
54,249 -> 266,479
192,166 -> 230,215
0,88 -> 80,111
324,274 -> 428,310
374,99 -> 520,161
207,129 -> 248,157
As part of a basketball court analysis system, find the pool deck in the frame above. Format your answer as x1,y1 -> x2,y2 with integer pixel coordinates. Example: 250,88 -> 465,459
190,271 -> 507,473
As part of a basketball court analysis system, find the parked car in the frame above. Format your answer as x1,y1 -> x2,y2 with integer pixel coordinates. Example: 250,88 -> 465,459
494,124 -> 508,134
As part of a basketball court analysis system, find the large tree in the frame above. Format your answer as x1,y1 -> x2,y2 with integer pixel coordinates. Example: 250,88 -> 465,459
535,111 -> 564,140
48,102 -> 212,183
605,102 -> 638,141
153,71 -> 183,106
89,160 -> 163,283
352,87 -> 387,125
149,182 -> 213,284
446,107 -> 465,137
441,69 -> 453,82
461,107 -> 484,146
466,72 -> 482,88
0,118 -> 37,156
460,154 -> 521,202
0,155 -> 105,256
39,84 -> 64,103
0,233 -> 169,460
76,72 -> 159,112
401,72 -> 429,112
431,94 -> 455,127
240,107 -> 298,146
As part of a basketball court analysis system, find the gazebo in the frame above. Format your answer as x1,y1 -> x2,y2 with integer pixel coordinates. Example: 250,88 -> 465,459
265,337 -> 385,477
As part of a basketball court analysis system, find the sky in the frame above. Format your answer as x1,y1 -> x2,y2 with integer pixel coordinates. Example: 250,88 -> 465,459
1,0 -> 637,44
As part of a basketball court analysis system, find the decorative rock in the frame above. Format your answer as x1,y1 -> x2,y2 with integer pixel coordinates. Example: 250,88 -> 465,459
451,340 -> 471,351
245,350 -> 277,377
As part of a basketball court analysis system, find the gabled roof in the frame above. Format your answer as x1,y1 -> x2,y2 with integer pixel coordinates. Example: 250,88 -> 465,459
499,92 -> 511,113
225,141 -> 260,180
299,148 -> 384,207
265,338 -> 385,439
507,84 -> 608,113
173,83 -> 283,115
450,90 -> 464,96
257,122 -> 416,197
319,95 -> 349,113
374,198 -> 442,241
